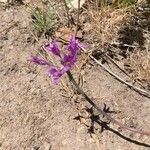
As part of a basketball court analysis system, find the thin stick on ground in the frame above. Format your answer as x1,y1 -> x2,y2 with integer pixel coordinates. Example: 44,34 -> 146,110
104,54 -> 146,89
104,54 -> 131,78
75,0 -> 80,36
80,47 -> 150,98
67,71 -> 150,136
91,54 -> 150,97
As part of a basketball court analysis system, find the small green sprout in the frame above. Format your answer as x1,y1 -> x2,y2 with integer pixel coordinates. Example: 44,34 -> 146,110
31,3 -> 58,36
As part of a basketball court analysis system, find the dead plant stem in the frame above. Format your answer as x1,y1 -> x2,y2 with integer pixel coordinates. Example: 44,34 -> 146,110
80,47 -> 150,98
91,54 -> 150,97
104,54 -> 146,89
75,0 -> 80,36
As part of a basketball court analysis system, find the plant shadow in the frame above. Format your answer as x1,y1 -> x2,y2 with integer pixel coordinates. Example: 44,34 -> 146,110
118,27 -> 145,49
112,7 -> 150,58
88,105 -> 150,148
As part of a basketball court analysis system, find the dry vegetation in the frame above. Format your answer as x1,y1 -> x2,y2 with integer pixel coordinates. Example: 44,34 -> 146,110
83,0 -> 150,86
88,6 -> 127,46
0,0 -> 150,149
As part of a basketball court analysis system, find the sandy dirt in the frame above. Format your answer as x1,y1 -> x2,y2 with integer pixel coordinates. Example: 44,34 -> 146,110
0,2 -> 150,150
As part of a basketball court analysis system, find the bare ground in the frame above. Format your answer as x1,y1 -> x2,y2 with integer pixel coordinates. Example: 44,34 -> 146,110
0,2 -> 150,150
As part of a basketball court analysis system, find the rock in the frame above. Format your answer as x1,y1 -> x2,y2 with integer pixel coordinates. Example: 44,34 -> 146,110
0,0 -> 8,3
67,0 -> 85,9
44,142 -> 51,150
32,145 -> 40,150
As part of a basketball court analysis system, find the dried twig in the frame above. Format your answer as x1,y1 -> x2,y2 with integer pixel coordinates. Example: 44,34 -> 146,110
80,47 -> 150,98
75,0 -> 81,36
104,54 -> 146,89
67,71 -> 150,135
111,41 -> 136,48
104,54 -> 131,78
0,22 -> 18,34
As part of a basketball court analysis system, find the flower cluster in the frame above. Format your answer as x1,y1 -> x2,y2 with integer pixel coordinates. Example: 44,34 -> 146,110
31,36 -> 80,84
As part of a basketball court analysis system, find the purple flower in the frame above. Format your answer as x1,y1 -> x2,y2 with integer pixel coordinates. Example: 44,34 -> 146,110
31,36 -> 81,85
68,36 -> 79,55
61,54 -> 77,67
61,36 -> 79,67
45,40 -> 60,57
48,66 -> 70,84
31,56 -> 49,65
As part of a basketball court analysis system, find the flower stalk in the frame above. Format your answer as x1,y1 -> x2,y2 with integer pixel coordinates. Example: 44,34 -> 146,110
67,71 -> 150,136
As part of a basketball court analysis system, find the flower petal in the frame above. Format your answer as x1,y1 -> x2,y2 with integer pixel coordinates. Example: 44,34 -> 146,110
45,40 -> 60,57
61,54 -> 77,67
48,66 -> 70,84
68,36 -> 79,55
31,56 -> 49,65
48,68 -> 61,84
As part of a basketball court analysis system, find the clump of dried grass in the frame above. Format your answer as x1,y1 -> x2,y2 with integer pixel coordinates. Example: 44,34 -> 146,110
130,52 -> 150,85
86,1 -> 150,86
129,33 -> 150,85
88,5 -> 129,47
